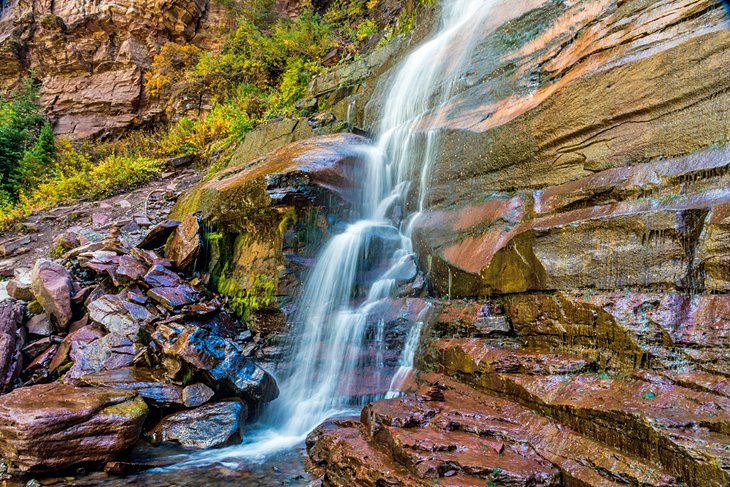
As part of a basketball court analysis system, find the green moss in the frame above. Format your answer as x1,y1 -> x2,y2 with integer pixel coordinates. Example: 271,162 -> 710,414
217,270 -> 277,323
102,395 -> 149,420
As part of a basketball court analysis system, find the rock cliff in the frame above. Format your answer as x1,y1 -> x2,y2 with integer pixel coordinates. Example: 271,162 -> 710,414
0,0 -> 237,138
299,0 -> 730,484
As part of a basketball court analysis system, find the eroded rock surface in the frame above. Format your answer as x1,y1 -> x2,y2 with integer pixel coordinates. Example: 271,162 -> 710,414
0,383 -> 148,472
0,0 -> 239,138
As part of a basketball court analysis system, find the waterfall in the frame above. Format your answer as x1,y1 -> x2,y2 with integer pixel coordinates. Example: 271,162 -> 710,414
176,0 -> 493,466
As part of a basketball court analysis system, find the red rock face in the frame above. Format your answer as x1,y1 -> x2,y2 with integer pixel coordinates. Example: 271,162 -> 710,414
362,0 -> 730,297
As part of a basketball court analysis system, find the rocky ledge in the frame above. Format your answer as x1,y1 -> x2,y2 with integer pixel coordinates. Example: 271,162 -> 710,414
307,292 -> 730,486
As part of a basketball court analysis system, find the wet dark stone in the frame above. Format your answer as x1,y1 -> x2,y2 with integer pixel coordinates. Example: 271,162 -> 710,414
149,400 -> 248,449
161,326 -> 278,407
144,265 -> 184,288
182,383 -> 215,408
0,300 -> 26,393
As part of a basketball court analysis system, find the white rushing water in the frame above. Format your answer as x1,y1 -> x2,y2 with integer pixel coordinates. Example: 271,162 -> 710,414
175,0 -> 493,467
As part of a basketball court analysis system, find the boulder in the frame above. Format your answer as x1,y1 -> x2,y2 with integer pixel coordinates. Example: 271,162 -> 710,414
0,301 -> 26,393
160,326 -> 278,406
0,383 -> 148,472
165,214 -> 200,271
149,400 -> 247,449
30,260 -> 74,330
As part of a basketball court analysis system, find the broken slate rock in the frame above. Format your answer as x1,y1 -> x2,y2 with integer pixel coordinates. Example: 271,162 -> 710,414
25,313 -> 54,337
31,260 -> 74,330
0,301 -> 26,393
144,265 -> 183,288
88,294 -> 153,337
148,285 -> 197,311
165,214 -> 200,270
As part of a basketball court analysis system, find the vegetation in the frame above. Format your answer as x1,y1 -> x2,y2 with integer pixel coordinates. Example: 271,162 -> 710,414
0,0 -> 425,228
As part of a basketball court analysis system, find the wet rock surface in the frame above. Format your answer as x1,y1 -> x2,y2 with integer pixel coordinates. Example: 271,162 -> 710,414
149,400 -> 248,449
0,383 -> 148,472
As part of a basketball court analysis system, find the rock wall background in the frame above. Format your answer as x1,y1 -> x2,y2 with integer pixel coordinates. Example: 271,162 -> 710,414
0,0 -> 240,138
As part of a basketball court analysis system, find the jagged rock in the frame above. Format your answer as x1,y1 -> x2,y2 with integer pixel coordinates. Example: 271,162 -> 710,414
0,301 -> 26,394
149,400 -> 247,449
182,382 -> 215,408
69,333 -> 143,380
160,326 -> 278,406
25,313 -> 54,337
138,220 -> 181,250
165,214 -> 200,270
148,285 -> 198,310
80,367 -> 183,405
114,255 -> 148,285
87,294 -> 153,337
144,265 -> 184,288
48,324 -> 105,373
0,235 -> 31,257
0,383 -> 147,472
30,260 -> 74,330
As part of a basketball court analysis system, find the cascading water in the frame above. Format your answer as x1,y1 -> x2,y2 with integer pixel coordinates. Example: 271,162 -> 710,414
175,0 -> 493,467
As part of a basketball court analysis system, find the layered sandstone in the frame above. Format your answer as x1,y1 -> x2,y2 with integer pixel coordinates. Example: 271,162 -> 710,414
0,0 -> 238,138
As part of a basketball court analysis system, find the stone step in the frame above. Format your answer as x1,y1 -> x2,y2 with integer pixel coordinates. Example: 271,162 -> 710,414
304,374 -> 682,486
306,418 -> 422,486
431,339 -> 730,485
363,375 -> 681,487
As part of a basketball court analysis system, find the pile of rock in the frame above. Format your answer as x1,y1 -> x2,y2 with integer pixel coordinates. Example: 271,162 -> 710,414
0,217 -> 278,477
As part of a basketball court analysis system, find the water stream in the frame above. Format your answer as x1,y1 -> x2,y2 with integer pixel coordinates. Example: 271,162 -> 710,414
165,0 -> 493,471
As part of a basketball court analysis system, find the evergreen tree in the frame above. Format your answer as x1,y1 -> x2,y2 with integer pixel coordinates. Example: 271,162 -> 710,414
0,77 -> 50,201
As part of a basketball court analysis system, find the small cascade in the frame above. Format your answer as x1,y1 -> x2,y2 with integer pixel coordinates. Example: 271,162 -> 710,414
178,0 -> 495,467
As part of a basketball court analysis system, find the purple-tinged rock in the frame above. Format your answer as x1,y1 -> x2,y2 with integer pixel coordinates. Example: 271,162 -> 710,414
30,260 -> 74,330
144,265 -> 183,288
0,301 -> 26,393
